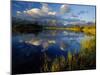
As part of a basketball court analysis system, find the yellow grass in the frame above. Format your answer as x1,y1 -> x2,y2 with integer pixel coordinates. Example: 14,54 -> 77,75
45,25 -> 96,35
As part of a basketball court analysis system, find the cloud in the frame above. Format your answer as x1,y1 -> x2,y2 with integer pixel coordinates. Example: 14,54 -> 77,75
16,11 -> 21,14
16,3 -> 57,19
23,8 -> 42,16
78,10 -> 87,15
48,12 -> 56,15
71,13 -> 78,18
41,3 -> 49,13
60,4 -> 70,14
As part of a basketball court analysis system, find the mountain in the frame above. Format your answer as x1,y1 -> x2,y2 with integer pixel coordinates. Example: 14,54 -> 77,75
12,16 -> 89,26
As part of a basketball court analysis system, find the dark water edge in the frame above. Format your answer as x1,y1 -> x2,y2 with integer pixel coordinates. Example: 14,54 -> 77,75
12,29 -> 96,74
12,40 -> 96,74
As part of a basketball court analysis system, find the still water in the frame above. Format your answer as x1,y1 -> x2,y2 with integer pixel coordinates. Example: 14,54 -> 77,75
12,30 -> 94,58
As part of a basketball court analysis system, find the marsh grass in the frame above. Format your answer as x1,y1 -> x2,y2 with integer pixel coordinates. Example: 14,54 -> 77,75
41,37 -> 96,72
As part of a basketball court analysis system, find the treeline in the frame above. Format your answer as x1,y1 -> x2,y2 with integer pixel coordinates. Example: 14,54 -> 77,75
12,22 -> 43,35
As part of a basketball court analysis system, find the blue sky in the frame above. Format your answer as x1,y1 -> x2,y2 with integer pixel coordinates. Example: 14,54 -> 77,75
12,1 -> 96,23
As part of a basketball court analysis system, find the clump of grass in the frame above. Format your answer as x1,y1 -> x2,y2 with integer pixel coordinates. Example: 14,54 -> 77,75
41,37 -> 96,72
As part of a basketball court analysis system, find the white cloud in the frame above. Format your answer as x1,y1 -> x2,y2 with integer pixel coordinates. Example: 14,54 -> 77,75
23,10 -> 27,13
16,11 -> 21,14
41,3 -> 49,13
24,8 -> 42,16
48,12 -> 56,15
60,4 -> 69,14
16,3 -> 57,19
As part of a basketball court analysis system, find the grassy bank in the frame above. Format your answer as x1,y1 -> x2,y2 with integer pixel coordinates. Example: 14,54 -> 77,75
40,37 -> 96,72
